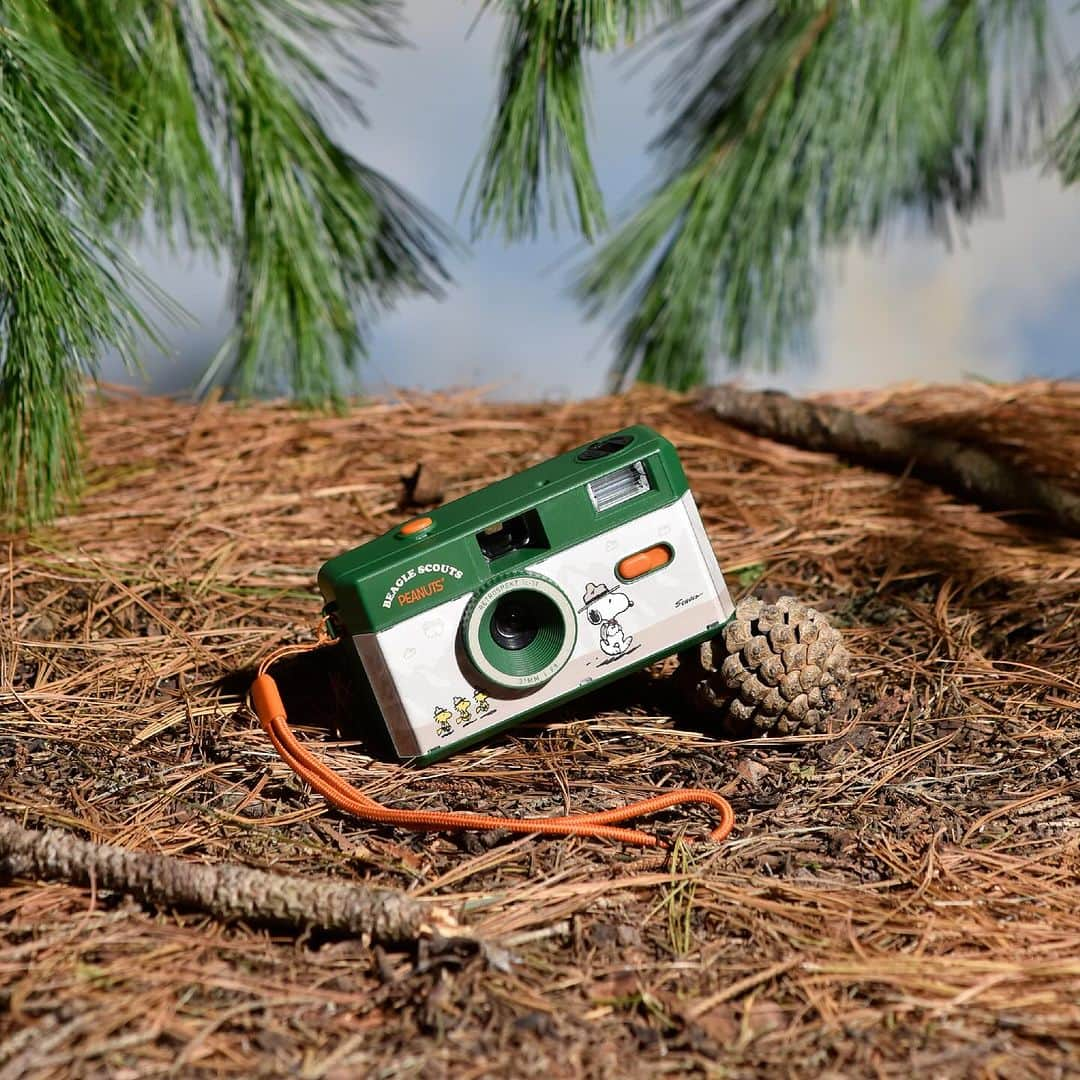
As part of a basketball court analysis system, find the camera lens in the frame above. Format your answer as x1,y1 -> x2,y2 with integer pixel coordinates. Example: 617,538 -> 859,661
463,573 -> 578,690
490,592 -> 542,651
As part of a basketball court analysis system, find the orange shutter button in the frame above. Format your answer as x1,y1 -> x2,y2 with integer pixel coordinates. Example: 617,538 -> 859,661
399,516 -> 434,538
617,544 -> 672,580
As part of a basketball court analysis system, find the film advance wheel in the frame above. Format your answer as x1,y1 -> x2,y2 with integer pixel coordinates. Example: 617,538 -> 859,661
462,571 -> 578,691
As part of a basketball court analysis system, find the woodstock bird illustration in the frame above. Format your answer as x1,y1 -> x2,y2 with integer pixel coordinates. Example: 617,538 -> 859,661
432,705 -> 453,738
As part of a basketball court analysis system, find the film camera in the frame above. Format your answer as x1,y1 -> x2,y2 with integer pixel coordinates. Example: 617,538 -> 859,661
318,426 -> 735,763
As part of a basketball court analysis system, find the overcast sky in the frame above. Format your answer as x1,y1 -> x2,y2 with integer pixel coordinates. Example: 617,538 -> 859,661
104,0 -> 1080,399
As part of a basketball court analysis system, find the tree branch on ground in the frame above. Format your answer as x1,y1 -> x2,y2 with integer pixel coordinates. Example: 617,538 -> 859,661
698,384 -> 1080,535
0,816 -> 465,945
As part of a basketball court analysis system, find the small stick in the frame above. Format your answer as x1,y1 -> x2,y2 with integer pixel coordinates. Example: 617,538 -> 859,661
698,385 -> 1080,535
0,816 -> 463,945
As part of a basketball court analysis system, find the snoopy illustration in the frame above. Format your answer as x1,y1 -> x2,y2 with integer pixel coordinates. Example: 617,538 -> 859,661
452,695 -> 473,726
579,581 -> 634,658
433,705 -> 454,738
472,690 -> 494,719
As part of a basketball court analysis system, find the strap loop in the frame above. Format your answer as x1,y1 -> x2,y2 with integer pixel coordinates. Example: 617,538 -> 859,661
250,642 -> 735,850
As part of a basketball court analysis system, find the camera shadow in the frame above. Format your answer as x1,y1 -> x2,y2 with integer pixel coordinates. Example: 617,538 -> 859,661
219,643 -> 737,768
220,642 -> 403,764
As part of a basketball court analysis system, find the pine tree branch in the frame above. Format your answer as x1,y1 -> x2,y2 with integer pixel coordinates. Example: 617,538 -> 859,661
0,815 -> 467,944
197,0 -> 450,400
84,0 -> 451,402
578,0 -> 1057,392
698,384 -> 1080,535
1049,93 -> 1080,183
0,7 -> 154,525
1,1 -> 451,524
469,0 -> 682,241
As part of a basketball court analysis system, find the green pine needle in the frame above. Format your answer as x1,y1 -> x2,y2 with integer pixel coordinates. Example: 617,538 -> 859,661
197,0 -> 450,401
0,8 -> 151,525
2,0 -> 1073,523
468,1 -> 682,240
0,0 -> 449,525
577,0 -> 1058,391
1050,96 -> 1080,182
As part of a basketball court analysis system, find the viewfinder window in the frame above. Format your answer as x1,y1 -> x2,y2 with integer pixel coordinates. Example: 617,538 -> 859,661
477,509 -> 549,561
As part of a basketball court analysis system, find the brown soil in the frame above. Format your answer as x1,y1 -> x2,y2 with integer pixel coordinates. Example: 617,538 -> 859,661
2,380 -> 1078,1078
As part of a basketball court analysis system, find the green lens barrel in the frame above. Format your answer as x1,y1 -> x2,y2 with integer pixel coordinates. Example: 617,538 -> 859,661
463,573 -> 577,689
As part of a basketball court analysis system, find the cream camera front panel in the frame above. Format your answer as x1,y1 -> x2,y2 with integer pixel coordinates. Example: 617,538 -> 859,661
355,491 -> 733,756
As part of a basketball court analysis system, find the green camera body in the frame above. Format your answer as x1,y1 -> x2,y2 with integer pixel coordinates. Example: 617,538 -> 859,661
318,427 -> 735,764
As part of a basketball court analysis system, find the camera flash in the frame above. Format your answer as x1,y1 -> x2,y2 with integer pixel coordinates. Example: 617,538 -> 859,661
587,460 -> 650,513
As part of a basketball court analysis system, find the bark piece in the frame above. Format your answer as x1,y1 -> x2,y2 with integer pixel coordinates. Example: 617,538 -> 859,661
399,461 -> 447,509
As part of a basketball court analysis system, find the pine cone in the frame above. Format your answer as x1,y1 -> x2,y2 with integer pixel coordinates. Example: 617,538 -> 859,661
678,596 -> 850,736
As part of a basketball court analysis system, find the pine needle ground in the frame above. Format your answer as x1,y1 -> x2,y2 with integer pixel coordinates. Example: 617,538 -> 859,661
2,380 -> 1079,1077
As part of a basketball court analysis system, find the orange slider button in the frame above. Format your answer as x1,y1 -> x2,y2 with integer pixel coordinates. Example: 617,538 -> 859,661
617,544 -> 672,581
399,516 -> 433,537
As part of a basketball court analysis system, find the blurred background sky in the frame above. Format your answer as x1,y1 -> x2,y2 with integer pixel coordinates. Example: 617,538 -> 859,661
103,0 -> 1080,399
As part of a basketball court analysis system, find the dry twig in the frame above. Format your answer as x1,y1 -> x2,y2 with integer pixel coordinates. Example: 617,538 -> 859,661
0,816 -> 462,944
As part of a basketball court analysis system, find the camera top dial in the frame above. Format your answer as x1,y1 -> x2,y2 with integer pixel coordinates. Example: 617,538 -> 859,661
576,433 -> 634,461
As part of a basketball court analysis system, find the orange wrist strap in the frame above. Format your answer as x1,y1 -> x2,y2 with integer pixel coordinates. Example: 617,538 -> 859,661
249,641 -> 734,850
